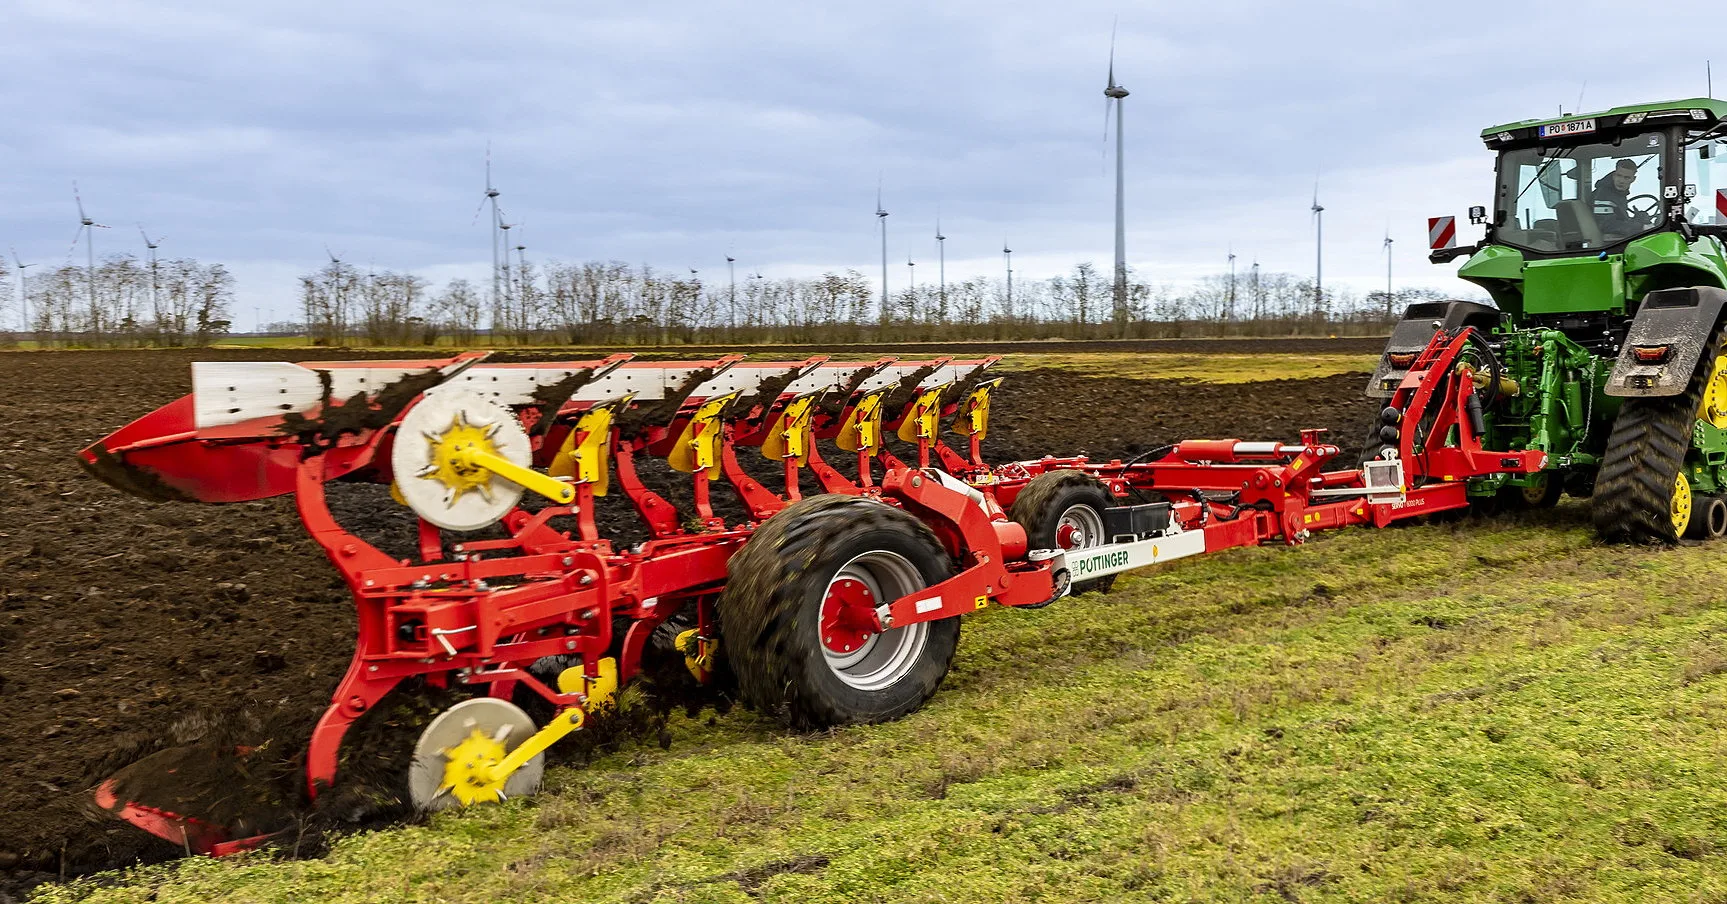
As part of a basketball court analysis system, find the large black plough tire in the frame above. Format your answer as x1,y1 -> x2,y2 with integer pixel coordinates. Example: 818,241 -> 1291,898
1593,334 -> 1721,544
1009,469 -> 1118,596
718,494 -> 960,730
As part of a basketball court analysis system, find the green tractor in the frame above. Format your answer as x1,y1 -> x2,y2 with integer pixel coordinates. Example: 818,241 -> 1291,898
1369,97 -> 1727,542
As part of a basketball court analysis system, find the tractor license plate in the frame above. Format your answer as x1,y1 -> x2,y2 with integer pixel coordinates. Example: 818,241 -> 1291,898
1539,118 -> 1595,138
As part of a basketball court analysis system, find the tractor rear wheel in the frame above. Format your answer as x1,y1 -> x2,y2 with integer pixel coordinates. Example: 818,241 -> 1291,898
718,494 -> 960,730
1593,332 -> 1724,543
1009,469 -> 1119,596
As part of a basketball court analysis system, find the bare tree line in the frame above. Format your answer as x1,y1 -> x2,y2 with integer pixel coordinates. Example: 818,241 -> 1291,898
2,254 -> 234,347
291,257 -> 1451,347
2,253 -> 1456,348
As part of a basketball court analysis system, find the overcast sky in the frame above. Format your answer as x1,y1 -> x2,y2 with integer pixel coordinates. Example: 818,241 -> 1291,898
1,0 -> 1719,327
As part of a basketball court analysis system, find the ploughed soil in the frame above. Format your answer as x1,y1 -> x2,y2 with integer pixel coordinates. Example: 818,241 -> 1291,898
0,344 -> 1376,894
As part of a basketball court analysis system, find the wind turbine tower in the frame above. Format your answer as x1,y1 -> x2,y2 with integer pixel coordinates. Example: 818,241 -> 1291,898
1383,229 -> 1395,318
70,182 -> 109,332
1311,185 -> 1325,316
499,215 -> 516,311
1104,30 -> 1130,336
726,254 -> 737,331
876,185 -> 889,319
517,242 -> 528,302
935,217 -> 946,308
11,249 -> 31,335
1227,249 -> 1237,324
139,225 -> 163,322
471,147 -> 503,326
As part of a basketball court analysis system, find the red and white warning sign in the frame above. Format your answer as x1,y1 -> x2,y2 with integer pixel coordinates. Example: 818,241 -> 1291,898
1428,216 -> 1457,250
1716,188 -> 1727,223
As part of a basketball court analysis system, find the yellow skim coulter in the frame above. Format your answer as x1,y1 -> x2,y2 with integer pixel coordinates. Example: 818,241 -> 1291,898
549,398 -> 632,496
761,393 -> 818,465
419,411 -> 575,505
668,392 -> 741,477
836,388 -> 889,455
435,658 -> 619,807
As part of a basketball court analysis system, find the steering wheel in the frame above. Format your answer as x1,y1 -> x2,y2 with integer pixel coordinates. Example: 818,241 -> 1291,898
1625,193 -> 1662,225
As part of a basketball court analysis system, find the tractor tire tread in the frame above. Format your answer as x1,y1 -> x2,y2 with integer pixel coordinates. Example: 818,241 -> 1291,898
1593,335 -> 1718,544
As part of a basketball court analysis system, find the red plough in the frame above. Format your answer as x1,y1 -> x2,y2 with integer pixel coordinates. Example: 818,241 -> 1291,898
79,328 -> 1539,854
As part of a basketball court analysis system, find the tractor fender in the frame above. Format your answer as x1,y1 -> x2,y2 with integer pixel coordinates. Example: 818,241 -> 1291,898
1366,299 -> 1504,399
1605,286 -> 1727,397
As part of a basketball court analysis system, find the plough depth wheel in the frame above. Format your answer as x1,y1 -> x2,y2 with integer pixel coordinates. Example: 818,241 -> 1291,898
1010,469 -> 1119,596
409,698 -> 547,811
719,495 -> 959,729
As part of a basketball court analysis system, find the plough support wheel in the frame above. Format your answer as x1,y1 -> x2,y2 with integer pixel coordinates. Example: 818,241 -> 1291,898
719,495 -> 959,729
1010,469 -> 1119,596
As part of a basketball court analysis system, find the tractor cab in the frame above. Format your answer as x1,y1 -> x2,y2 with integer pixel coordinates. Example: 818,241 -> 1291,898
1474,99 -> 1727,256
1414,99 -> 1727,347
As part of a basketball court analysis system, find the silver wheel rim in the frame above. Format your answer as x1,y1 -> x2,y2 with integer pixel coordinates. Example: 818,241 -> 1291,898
820,550 -> 930,691
1056,503 -> 1106,550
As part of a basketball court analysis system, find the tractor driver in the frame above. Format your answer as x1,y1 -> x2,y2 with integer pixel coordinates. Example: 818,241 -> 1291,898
1592,159 -> 1645,238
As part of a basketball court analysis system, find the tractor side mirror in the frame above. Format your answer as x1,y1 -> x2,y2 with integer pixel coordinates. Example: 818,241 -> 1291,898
1468,205 -> 1487,225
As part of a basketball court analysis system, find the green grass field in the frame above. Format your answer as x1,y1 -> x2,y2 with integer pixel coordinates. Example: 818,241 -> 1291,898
42,505 -> 1727,904
992,353 -> 1377,383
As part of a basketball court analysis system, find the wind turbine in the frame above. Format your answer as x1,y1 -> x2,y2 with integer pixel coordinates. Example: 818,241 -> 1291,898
1311,183 -> 1325,315
935,214 -> 946,308
139,224 -> 164,322
11,248 -> 31,335
726,254 -> 737,331
498,213 -> 516,310
1103,24 -> 1130,336
471,145 -> 503,324
1250,259 -> 1263,320
875,183 -> 889,318
1383,228 -> 1395,317
1003,242 -> 1014,317
70,182 -> 109,330
307,245 -> 347,344
907,255 -> 915,292
1226,248 -> 1237,324
516,241 -> 529,308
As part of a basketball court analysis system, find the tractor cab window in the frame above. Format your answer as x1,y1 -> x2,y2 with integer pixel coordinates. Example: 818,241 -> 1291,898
1495,135 -> 1666,252
1684,134 -> 1727,226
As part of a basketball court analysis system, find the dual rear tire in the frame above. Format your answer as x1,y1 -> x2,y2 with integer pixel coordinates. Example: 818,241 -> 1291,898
718,470 -> 1126,730
718,495 -> 960,729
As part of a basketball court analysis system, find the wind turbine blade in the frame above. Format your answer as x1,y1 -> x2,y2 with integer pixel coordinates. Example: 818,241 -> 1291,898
1107,16 -> 1118,88
74,181 -> 86,221
69,225 -> 86,255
